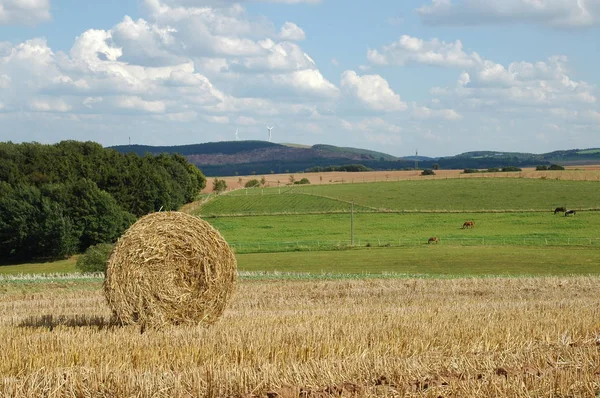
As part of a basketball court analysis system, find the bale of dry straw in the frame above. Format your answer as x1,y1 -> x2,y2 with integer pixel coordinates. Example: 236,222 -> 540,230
104,211 -> 237,328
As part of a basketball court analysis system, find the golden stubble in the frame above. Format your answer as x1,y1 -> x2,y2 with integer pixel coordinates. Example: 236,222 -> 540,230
1,277 -> 599,397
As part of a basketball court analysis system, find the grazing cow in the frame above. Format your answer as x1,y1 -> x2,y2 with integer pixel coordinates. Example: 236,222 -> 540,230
564,209 -> 576,216
462,220 -> 475,229
428,237 -> 439,244
554,207 -> 567,214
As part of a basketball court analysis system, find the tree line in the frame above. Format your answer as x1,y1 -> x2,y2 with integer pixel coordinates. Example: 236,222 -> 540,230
0,141 -> 206,262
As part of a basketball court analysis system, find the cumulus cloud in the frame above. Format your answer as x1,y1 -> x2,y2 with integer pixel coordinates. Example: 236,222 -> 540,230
412,104 -> 462,120
0,0 -> 51,26
279,22 -> 306,41
369,34 -> 597,112
417,0 -> 600,28
367,35 -> 481,68
340,70 -> 407,112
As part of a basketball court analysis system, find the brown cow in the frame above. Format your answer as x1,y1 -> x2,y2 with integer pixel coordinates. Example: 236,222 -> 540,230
428,237 -> 439,244
554,207 -> 567,214
462,220 -> 475,229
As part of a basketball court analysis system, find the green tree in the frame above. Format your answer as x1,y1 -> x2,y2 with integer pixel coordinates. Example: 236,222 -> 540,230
0,183 -> 77,260
43,179 -> 135,251
213,178 -> 227,194
76,243 -> 114,273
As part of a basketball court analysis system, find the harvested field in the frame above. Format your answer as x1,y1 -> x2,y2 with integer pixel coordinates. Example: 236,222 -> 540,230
2,276 -> 600,397
201,165 -> 600,193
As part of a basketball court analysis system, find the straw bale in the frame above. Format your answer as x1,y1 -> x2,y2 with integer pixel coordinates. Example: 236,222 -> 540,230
104,211 -> 237,328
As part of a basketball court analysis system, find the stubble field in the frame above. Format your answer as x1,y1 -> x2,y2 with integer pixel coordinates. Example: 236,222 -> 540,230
2,276 -> 600,397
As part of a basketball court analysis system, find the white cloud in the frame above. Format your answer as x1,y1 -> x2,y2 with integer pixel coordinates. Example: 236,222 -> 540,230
417,0 -> 600,27
271,69 -> 340,98
279,22 -> 305,41
0,0 -> 51,26
203,114 -> 229,123
370,34 -> 597,113
412,104 -> 462,120
356,117 -> 402,134
367,35 -> 482,68
30,98 -> 72,112
340,70 -> 407,112
115,96 -> 167,113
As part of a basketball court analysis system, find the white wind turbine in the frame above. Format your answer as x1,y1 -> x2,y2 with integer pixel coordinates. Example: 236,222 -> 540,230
266,125 -> 274,142
235,128 -> 239,141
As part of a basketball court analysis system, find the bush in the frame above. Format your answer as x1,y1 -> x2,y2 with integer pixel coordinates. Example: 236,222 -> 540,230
245,179 -> 260,188
502,166 -> 522,172
549,164 -> 565,170
421,169 -> 435,176
294,178 -> 311,185
536,165 -> 548,171
487,167 -> 500,172
76,243 -> 114,273
463,168 -> 478,174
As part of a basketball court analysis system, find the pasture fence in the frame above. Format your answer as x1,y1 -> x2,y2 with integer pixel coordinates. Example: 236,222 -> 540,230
229,236 -> 600,254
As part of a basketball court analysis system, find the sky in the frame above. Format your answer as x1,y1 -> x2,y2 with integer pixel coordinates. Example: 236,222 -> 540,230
0,0 -> 599,157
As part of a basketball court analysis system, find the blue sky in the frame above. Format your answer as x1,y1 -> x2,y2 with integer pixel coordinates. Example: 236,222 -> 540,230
0,0 -> 598,157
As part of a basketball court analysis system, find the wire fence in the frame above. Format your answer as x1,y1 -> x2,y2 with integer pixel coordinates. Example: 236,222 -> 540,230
229,236 -> 600,254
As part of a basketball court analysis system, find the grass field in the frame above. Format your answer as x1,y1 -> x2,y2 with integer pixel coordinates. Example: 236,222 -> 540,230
205,211 -> 600,252
0,258 -> 78,275
2,245 -> 598,278
203,178 -> 600,214
2,277 -> 600,396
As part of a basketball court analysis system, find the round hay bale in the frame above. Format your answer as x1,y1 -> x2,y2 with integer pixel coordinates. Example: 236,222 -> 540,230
104,211 -> 237,328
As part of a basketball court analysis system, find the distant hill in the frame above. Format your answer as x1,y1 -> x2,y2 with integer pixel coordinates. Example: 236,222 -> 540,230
109,142 -> 600,176
440,148 -> 600,169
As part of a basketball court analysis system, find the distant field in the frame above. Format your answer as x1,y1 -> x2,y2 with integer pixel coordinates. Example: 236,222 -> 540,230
202,165 -> 600,193
198,178 -> 600,215
199,190 -> 373,216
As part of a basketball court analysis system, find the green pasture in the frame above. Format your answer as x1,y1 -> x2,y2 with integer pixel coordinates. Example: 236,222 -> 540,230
199,191 -> 372,216
206,212 -> 600,253
237,246 -> 600,276
0,258 -> 77,275
204,178 -> 600,214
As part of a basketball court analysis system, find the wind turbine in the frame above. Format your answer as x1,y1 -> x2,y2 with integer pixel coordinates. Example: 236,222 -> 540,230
266,125 -> 274,142
235,128 -> 239,141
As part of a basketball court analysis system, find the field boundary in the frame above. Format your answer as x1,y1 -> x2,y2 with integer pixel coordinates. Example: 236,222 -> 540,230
198,207 -> 600,217
229,236 -> 600,253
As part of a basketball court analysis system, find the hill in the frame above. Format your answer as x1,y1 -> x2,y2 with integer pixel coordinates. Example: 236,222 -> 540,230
110,141 -> 414,175
109,142 -> 600,176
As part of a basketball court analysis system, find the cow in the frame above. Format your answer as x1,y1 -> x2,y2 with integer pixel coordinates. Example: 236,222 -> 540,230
462,220 -> 475,229
554,207 -> 567,214
564,209 -> 576,216
428,237 -> 439,244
